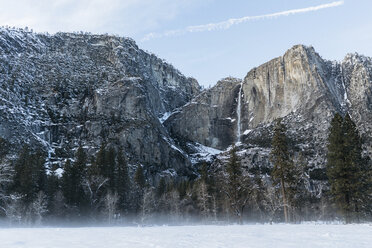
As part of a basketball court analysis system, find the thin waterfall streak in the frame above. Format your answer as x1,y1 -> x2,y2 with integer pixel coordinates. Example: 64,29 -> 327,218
237,83 -> 243,143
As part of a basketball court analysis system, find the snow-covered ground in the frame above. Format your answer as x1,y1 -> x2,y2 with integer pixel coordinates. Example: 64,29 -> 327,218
0,224 -> 371,248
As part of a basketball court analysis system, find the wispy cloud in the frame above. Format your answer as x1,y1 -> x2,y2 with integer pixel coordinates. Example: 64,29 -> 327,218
0,0 -> 204,37
142,1 -> 344,41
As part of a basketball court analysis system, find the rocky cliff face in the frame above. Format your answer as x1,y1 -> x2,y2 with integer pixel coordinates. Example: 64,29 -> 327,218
161,44 -> 372,200
242,45 -> 344,128
0,28 -> 200,173
342,53 -> 372,144
1,27 -> 371,185
165,77 -> 242,149
165,45 -> 372,180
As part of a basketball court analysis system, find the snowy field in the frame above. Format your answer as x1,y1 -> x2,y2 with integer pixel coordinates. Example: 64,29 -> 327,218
0,224 -> 371,248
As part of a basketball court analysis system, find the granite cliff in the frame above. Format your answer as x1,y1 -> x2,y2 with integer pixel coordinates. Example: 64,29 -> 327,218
165,45 -> 372,196
0,28 -> 199,177
1,28 -> 371,186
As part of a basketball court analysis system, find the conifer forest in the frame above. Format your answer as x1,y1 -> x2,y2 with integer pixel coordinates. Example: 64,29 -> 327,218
0,113 -> 370,226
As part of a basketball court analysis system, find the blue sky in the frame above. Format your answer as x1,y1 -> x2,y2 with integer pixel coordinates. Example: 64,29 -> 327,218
1,0 -> 371,87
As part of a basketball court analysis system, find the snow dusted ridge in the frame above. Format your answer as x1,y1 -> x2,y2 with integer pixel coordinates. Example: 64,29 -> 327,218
0,27 -> 200,170
188,142 -> 223,164
0,224 -> 371,248
243,129 -> 252,135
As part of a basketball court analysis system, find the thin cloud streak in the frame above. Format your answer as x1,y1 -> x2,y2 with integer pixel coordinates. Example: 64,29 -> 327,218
142,1 -> 344,41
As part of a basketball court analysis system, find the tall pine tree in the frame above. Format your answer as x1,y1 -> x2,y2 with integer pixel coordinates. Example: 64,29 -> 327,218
327,113 -> 371,222
225,146 -> 250,224
13,145 -> 47,204
270,118 -> 296,223
115,149 -> 130,213
105,147 -> 116,190
134,164 -> 145,189
61,146 -> 88,214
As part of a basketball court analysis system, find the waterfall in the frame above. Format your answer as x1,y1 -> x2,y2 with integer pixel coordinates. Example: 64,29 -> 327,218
236,83 -> 243,143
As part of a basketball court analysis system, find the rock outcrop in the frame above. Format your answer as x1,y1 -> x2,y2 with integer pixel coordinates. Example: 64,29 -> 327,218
0,28 -> 200,173
166,44 -> 372,170
165,77 -> 242,149
1,27 -> 371,185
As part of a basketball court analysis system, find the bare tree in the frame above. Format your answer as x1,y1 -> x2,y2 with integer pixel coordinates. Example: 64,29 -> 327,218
179,187 -> 197,222
5,194 -> 23,225
262,186 -> 283,223
167,190 -> 181,223
51,190 -> 65,218
195,181 -> 210,221
140,188 -> 156,225
0,160 -> 13,216
104,191 -> 118,224
32,191 -> 48,225
83,175 -> 108,214
211,194 -> 218,223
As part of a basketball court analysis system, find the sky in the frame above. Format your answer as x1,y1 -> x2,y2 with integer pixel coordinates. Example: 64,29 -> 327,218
1,0 -> 372,87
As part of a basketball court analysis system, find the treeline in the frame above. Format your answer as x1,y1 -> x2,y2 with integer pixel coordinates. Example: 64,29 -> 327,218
0,113 -> 371,225
269,114 -> 372,224
0,144 -> 138,225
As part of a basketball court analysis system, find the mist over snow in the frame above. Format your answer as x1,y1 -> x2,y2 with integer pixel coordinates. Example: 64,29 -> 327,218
1,224 -> 371,248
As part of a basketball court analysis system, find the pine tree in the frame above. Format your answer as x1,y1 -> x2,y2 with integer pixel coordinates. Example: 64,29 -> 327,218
290,153 -> 308,222
326,113 -> 345,218
86,154 -> 108,215
95,144 -> 106,176
13,145 -> 31,202
61,159 -> 73,205
33,149 -> 47,194
13,145 -> 47,204
115,149 -> 130,213
134,164 -> 145,189
0,137 -> 9,162
46,166 -> 60,215
225,146 -> 250,224
270,118 -> 296,223
61,146 -> 88,214
327,113 -> 371,222
132,165 -> 146,214
196,162 -> 212,220
252,173 -> 266,221
156,177 -> 166,197
200,162 -> 208,183
105,147 -> 116,189
344,114 -> 372,220
177,180 -> 189,200
95,144 -> 116,190
327,113 -> 352,222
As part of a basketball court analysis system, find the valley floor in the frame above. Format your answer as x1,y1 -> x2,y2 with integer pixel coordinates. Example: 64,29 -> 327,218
0,223 -> 371,248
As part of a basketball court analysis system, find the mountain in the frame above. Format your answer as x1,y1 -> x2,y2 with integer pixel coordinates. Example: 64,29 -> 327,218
0,27 -> 199,178
0,28 -> 371,186
165,44 -> 372,195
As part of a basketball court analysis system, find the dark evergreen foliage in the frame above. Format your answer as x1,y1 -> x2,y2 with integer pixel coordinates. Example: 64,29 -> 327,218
225,146 -> 251,224
270,119 -> 297,223
115,148 -> 130,213
61,146 -> 88,213
105,147 -> 116,189
134,165 -> 146,189
327,113 -> 372,222
1,112 -> 371,225
46,167 -> 60,214
156,178 -> 166,197
13,145 -> 47,204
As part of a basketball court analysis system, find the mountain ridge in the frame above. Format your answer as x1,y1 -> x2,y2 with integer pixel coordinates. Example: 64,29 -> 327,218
0,27 -> 200,178
0,28 -> 371,186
